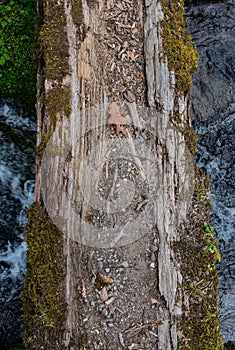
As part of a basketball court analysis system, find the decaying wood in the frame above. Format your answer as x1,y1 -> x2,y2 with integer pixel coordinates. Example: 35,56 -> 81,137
32,0 -> 210,349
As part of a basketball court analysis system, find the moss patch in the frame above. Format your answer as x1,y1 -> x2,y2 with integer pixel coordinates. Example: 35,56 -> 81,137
0,0 -> 37,111
38,0 -> 70,82
71,0 -> 83,26
23,203 -> 65,349
173,169 -> 224,349
45,84 -> 71,127
161,0 -> 199,94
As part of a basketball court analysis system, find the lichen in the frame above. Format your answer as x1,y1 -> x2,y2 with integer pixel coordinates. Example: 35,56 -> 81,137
161,0 -> 199,94
23,203 -> 65,349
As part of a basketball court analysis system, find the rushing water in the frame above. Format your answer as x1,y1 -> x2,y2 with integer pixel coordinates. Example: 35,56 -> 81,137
186,1 -> 235,345
0,99 -> 35,347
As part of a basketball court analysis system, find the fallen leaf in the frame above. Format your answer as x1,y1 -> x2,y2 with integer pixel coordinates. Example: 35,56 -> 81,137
115,124 -> 127,136
107,101 -> 127,136
94,273 -> 114,289
107,102 -> 127,125
126,50 -> 136,61
103,277 -> 114,285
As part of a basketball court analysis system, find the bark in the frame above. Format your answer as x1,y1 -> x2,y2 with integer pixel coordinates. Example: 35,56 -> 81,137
23,1 -> 223,349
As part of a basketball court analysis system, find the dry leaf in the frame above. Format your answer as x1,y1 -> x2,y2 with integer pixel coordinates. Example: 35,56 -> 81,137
107,102 -> 127,125
115,125 -> 127,136
107,101 -> 127,136
103,277 -> 114,285
94,274 -> 114,289
126,50 -> 136,61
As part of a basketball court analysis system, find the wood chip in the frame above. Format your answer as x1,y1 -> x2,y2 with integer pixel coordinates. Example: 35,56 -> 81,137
81,279 -> 86,298
118,332 -> 125,347
115,3 -> 125,11
126,50 -> 136,61
105,296 -> 116,305
151,297 -> 158,304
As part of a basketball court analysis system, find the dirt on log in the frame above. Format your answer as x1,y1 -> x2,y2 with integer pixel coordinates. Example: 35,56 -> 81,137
23,0 -> 224,349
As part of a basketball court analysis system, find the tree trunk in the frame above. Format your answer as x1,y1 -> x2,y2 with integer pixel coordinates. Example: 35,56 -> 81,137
23,0 -> 223,349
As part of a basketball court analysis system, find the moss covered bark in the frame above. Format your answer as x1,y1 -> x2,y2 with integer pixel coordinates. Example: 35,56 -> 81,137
173,169 -> 224,349
161,0 -> 199,94
22,0 -> 224,349
23,204 -> 65,349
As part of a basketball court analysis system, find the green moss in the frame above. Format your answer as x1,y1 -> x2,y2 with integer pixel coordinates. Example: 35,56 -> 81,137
23,203 -> 65,349
36,134 -> 50,158
161,0 -> 199,94
9,343 -> 26,350
0,0 -> 37,111
173,178 -> 224,349
46,84 -> 71,124
35,0 -> 72,158
35,84 -> 71,158
175,238 -> 224,349
71,0 -> 83,26
39,0 -> 70,82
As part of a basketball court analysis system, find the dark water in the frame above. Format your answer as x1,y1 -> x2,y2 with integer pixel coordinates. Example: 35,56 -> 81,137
186,0 -> 235,343
0,99 -> 35,347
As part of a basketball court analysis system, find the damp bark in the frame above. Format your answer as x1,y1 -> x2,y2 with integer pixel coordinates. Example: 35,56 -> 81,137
23,0 -> 224,349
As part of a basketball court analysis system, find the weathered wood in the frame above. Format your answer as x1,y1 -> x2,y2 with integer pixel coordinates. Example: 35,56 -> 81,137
24,0 -> 223,349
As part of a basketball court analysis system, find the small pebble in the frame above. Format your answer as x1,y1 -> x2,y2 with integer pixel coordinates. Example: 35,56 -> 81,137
113,223 -> 119,231
150,244 -> 158,252
153,238 -> 158,245
149,262 -> 155,269
102,309 -> 109,317
151,253 -> 156,262
98,303 -> 104,311
107,322 -> 114,328
122,261 -> 129,268
105,268 -> 110,273
98,261 -> 103,270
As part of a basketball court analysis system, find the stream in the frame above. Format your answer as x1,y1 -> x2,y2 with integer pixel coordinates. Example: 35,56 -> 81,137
0,98 -> 35,347
186,0 -> 235,344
